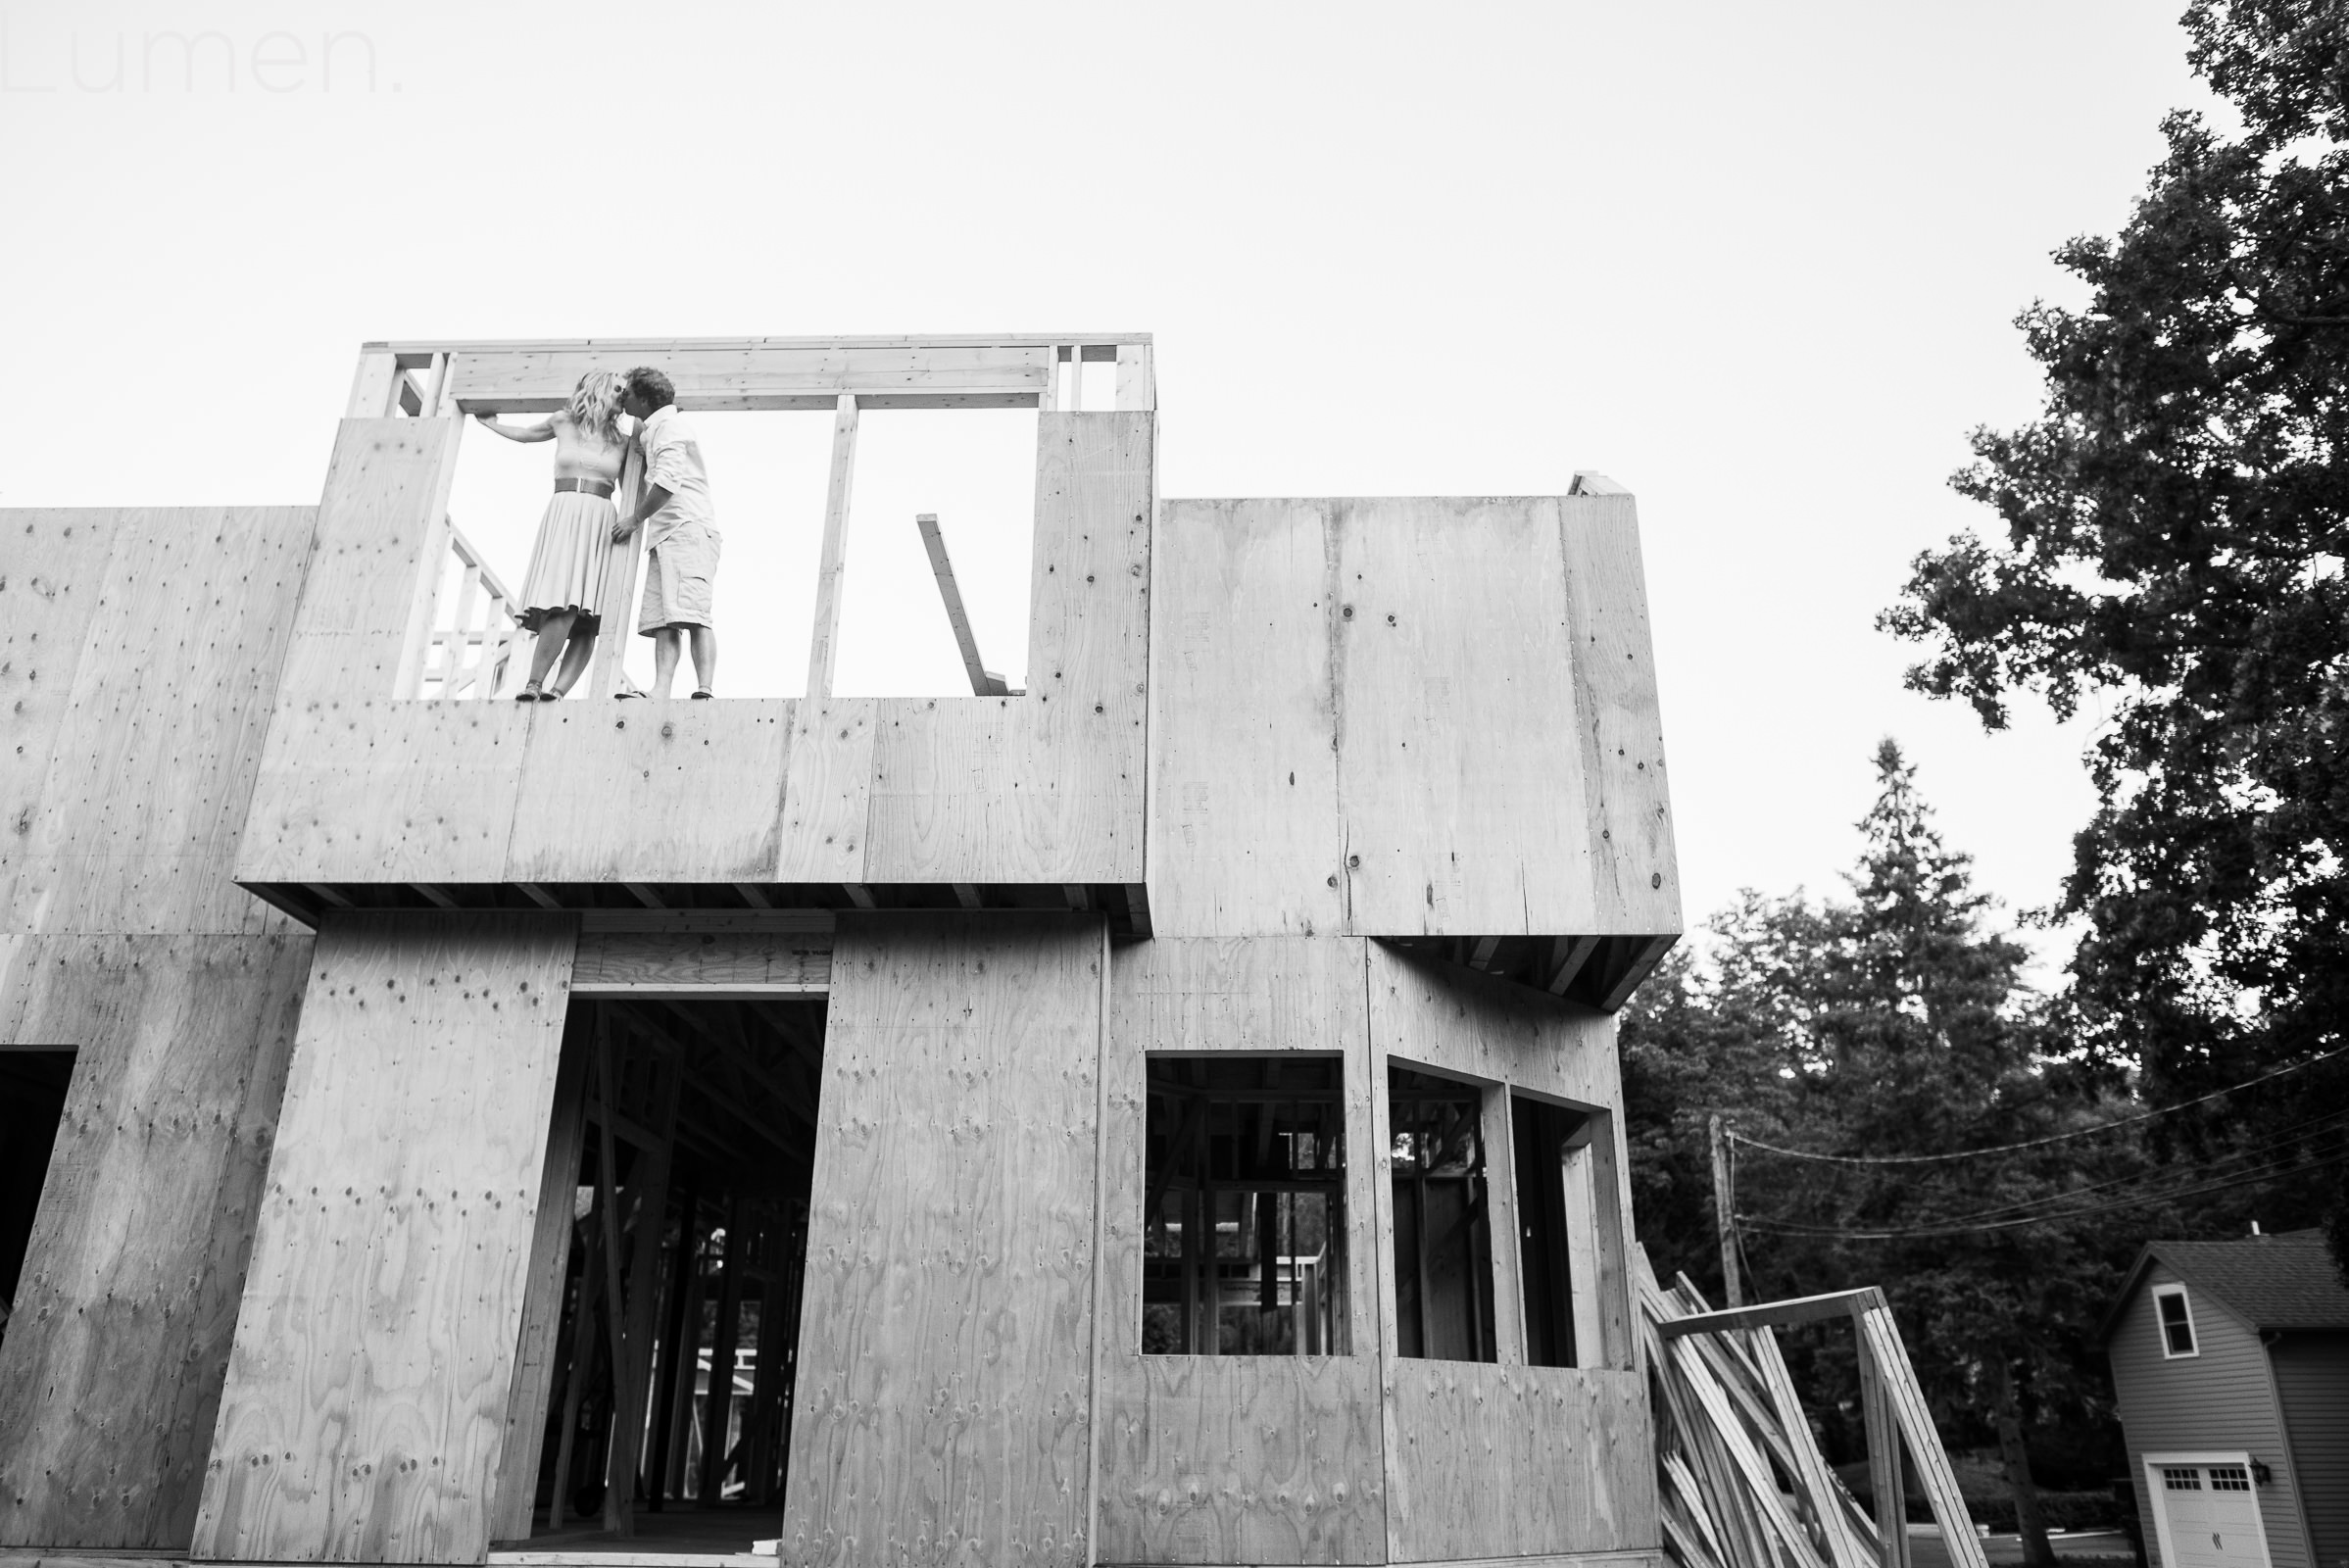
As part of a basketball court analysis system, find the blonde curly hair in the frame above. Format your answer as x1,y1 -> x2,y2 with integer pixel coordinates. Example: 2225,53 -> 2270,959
566,369 -> 627,447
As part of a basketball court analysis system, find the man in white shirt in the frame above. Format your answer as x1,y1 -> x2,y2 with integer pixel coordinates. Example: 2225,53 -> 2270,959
613,367 -> 721,699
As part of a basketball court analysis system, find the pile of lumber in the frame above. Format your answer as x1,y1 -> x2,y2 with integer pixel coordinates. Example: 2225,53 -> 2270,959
1638,1254 -> 1987,1568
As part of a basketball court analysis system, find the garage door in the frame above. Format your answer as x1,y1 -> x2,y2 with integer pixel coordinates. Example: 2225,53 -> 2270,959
2152,1460 -> 2270,1568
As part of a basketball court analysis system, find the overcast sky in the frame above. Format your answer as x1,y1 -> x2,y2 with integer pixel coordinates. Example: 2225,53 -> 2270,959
0,2 -> 2208,972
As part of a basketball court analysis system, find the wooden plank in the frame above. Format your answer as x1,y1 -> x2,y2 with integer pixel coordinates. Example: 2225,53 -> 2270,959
778,914 -> 1101,1568
1335,497 -> 1597,936
235,700 -> 531,885
7,507 -> 316,937
0,934 -> 312,1550
804,396 -> 860,701
1856,1306 -> 1987,1568
191,912 -> 579,1565
492,1013 -> 592,1543
1559,494 -> 1680,937
1751,1328 -> 1875,1568
506,701 -> 790,883
1024,412 -> 1151,747
274,418 -> 461,700
1114,343 -> 1154,413
1548,934 -> 1601,996
1658,1289 -> 1885,1341
1665,1336 -> 1831,1568
570,930 -> 832,996
444,344 -> 1055,411
603,1043 -> 682,1536
587,441 -> 647,701
1095,938 -> 1389,1565
1146,500 -> 1346,941
0,511 -> 124,929
1856,1323 -> 1912,1568
914,514 -> 1006,696
774,700 -> 875,885
348,351 -> 398,418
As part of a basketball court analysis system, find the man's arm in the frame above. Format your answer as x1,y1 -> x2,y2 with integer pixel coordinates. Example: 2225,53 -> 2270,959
613,483 -> 673,542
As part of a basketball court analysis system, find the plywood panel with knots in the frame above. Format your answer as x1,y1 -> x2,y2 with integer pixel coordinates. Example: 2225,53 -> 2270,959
12,508 -> 315,936
235,700 -> 529,885
273,420 -> 458,699
0,511 -> 125,926
1146,502 -> 1346,940
506,701 -> 789,883
1332,498 -> 1595,937
1559,495 -> 1680,935
0,933 -> 312,1550
779,913 -> 1101,1568
1381,1360 -> 1652,1563
191,912 -> 577,1565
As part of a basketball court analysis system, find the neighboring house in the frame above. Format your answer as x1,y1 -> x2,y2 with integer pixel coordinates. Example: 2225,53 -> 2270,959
2103,1229 -> 2349,1568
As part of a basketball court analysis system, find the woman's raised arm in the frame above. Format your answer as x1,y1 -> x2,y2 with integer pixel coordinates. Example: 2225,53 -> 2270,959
473,413 -> 558,443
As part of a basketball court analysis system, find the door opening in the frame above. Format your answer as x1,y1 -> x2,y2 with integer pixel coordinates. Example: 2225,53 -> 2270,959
499,998 -> 823,1553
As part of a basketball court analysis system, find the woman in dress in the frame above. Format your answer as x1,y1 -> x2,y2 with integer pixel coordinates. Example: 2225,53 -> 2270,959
474,369 -> 631,700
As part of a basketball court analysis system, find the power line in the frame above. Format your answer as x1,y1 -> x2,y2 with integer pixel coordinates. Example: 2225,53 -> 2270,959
1739,1142 -> 2349,1240
1727,1042 -> 2349,1166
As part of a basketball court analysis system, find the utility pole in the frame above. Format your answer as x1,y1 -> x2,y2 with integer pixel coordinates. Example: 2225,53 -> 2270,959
1708,1114 -> 1742,1306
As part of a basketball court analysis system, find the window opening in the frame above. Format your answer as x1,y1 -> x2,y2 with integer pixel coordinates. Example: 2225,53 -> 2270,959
1142,1054 -> 1348,1355
438,402 -> 1037,702
0,1049 -> 75,1351
2154,1284 -> 2197,1357
1512,1095 -> 1597,1368
2163,1467 -> 2202,1491
2209,1466 -> 2251,1491
1389,1065 -> 1496,1362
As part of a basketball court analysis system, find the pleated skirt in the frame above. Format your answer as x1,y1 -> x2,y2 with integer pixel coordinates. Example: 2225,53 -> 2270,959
516,491 -> 616,632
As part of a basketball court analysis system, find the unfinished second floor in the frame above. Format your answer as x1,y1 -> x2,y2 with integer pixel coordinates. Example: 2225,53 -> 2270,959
1,333 -> 1683,1008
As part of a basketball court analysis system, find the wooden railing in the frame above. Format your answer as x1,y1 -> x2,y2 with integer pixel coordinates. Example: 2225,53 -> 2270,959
415,521 -> 521,701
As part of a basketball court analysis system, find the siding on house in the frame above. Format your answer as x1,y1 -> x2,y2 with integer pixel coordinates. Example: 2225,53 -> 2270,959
2110,1262 -> 2311,1568
2272,1333 -> 2349,1568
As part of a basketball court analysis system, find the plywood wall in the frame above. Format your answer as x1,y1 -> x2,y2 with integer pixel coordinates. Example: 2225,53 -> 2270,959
781,913 -> 1102,1568
190,912 -> 577,1565
0,503 -> 321,1551
1149,496 -> 1680,943
0,935 -> 311,1549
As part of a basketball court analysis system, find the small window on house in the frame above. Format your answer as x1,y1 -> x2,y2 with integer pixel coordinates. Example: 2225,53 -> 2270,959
2209,1466 -> 2252,1492
2154,1284 -> 2197,1357
1142,1055 -> 1348,1355
2163,1467 -> 2202,1491
1390,1065 -> 1496,1362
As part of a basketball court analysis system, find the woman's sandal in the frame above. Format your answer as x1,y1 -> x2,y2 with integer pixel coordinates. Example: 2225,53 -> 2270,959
515,682 -> 547,702
691,689 -> 713,700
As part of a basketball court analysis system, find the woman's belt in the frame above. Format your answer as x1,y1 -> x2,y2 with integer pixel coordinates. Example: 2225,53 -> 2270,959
554,477 -> 616,499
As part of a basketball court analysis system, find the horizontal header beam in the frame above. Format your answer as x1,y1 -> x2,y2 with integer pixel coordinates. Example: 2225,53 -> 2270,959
365,331 -> 1151,356
1655,1286 -> 1888,1338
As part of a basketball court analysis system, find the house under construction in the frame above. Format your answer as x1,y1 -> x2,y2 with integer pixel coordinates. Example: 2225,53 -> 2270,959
0,334 -> 1681,1568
